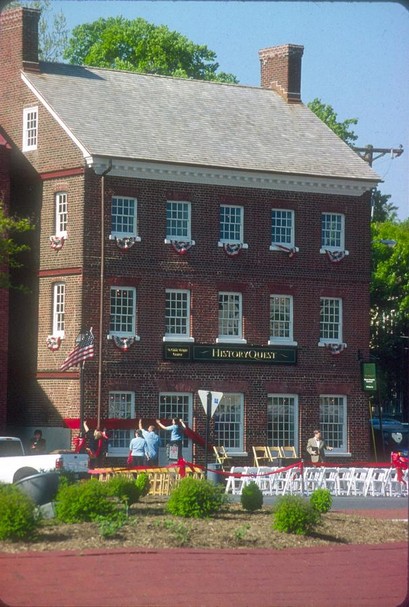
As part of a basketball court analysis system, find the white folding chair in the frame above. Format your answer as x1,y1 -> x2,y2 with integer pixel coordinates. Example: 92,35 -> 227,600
335,467 -> 354,496
347,467 -> 370,496
322,467 -> 339,495
363,468 -> 388,497
304,467 -> 325,495
256,466 -> 276,495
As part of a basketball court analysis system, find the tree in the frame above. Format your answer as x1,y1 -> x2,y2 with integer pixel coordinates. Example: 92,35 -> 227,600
9,0 -> 68,61
0,201 -> 34,290
63,17 -> 238,83
371,189 -> 398,223
308,98 -> 358,147
371,220 -> 409,417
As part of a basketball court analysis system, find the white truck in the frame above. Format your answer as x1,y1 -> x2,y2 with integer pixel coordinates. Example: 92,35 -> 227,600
0,436 -> 90,484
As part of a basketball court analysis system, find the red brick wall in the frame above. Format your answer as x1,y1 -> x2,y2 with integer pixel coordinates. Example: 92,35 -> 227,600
0,141 -> 11,432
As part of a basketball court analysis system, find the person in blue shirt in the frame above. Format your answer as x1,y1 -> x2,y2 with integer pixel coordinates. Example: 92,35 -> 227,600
139,419 -> 161,467
129,429 -> 148,466
156,417 -> 186,461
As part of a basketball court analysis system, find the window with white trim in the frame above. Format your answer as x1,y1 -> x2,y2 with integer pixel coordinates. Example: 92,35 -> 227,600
166,201 -> 191,240
108,391 -> 135,455
109,287 -> 136,337
55,192 -> 68,236
23,106 -> 38,151
270,209 -> 295,248
269,295 -> 294,344
218,292 -> 244,341
164,289 -> 192,340
219,205 -> 243,243
52,282 -> 65,337
320,395 -> 347,452
320,297 -> 342,343
321,213 -> 345,250
213,393 -> 244,452
111,197 -> 137,238
158,393 -> 191,449
267,395 -> 298,450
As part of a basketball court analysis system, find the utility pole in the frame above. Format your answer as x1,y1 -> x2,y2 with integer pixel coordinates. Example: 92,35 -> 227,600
353,144 -> 404,167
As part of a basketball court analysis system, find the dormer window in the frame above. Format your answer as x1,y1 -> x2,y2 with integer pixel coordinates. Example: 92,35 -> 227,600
23,106 -> 38,151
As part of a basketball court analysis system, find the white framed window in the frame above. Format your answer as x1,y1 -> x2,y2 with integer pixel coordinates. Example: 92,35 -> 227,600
108,391 -> 135,456
213,393 -> 244,452
164,289 -> 193,341
320,395 -> 348,453
166,201 -> 191,240
52,282 -> 65,337
109,287 -> 136,337
158,393 -> 192,463
270,209 -> 295,249
219,205 -> 243,243
55,192 -> 68,237
23,106 -> 38,151
217,292 -> 245,342
269,295 -> 296,344
320,297 -> 342,344
321,213 -> 345,251
111,196 -> 138,238
267,395 -> 299,451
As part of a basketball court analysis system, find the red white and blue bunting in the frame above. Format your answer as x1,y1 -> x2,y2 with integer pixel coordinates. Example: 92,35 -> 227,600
112,336 -> 136,351
324,342 -> 347,355
171,240 -> 194,255
49,235 -> 65,251
223,243 -> 242,257
46,335 -> 61,351
276,244 -> 297,258
112,236 -> 137,250
325,249 -> 346,263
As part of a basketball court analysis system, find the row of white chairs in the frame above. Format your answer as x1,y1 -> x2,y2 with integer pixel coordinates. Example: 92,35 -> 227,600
224,466 -> 408,497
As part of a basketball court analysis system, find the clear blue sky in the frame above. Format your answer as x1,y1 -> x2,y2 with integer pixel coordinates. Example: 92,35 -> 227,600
44,1 -> 409,219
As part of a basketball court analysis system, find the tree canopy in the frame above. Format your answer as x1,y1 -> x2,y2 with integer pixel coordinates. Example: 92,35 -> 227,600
0,202 -> 34,290
308,98 -> 358,147
63,17 -> 238,83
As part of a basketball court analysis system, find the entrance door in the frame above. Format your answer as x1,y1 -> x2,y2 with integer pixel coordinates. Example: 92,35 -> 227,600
158,393 -> 193,465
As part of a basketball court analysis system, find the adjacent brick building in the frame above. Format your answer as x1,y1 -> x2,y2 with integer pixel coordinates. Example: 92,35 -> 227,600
0,7 -> 381,463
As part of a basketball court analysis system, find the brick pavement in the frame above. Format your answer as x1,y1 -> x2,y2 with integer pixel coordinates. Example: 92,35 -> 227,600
0,506 -> 408,607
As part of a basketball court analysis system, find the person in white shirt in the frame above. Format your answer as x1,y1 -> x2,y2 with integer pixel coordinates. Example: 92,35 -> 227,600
306,429 -> 333,463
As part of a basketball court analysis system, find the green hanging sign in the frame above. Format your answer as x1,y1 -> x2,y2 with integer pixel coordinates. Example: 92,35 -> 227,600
361,362 -> 377,392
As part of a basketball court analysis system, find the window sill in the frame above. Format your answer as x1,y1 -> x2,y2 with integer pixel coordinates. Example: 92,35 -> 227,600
268,340 -> 298,346
325,452 -> 352,458
225,452 -> 248,458
216,338 -> 247,344
320,248 -> 349,256
107,334 -> 140,341
162,336 -> 195,342
269,244 -> 299,253
218,241 -> 248,249
109,234 -> 141,241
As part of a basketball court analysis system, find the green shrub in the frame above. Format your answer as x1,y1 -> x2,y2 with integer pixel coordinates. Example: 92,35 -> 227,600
95,511 -> 127,538
310,488 -> 333,514
55,479 -> 117,523
135,472 -> 150,497
272,495 -> 321,535
106,476 -> 140,506
240,481 -> 263,512
0,483 -> 40,541
167,477 -> 227,518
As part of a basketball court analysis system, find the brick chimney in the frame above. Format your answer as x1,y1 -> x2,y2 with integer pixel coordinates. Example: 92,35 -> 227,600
0,7 -> 40,73
259,44 -> 304,103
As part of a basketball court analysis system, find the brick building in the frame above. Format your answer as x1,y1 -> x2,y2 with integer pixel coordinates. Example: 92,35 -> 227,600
0,7 -> 380,462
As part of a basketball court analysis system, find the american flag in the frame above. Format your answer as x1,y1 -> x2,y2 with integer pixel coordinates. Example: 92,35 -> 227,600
60,329 -> 95,371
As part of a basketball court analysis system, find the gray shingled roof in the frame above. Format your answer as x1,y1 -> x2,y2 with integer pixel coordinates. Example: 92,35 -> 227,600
25,62 -> 379,182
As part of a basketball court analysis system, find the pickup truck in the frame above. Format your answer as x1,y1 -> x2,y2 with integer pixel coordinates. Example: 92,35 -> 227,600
0,436 -> 90,484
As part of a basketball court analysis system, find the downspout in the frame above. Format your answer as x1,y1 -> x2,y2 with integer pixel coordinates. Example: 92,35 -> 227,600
97,160 -> 112,428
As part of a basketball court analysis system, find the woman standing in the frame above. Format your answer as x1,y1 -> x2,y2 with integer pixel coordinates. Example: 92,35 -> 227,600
156,417 -> 186,461
129,429 -> 148,466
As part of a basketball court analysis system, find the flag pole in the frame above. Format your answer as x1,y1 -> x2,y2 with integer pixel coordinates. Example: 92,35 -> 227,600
79,360 -> 85,433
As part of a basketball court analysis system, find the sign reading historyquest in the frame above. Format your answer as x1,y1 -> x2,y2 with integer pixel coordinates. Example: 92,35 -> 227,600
164,343 -> 297,364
